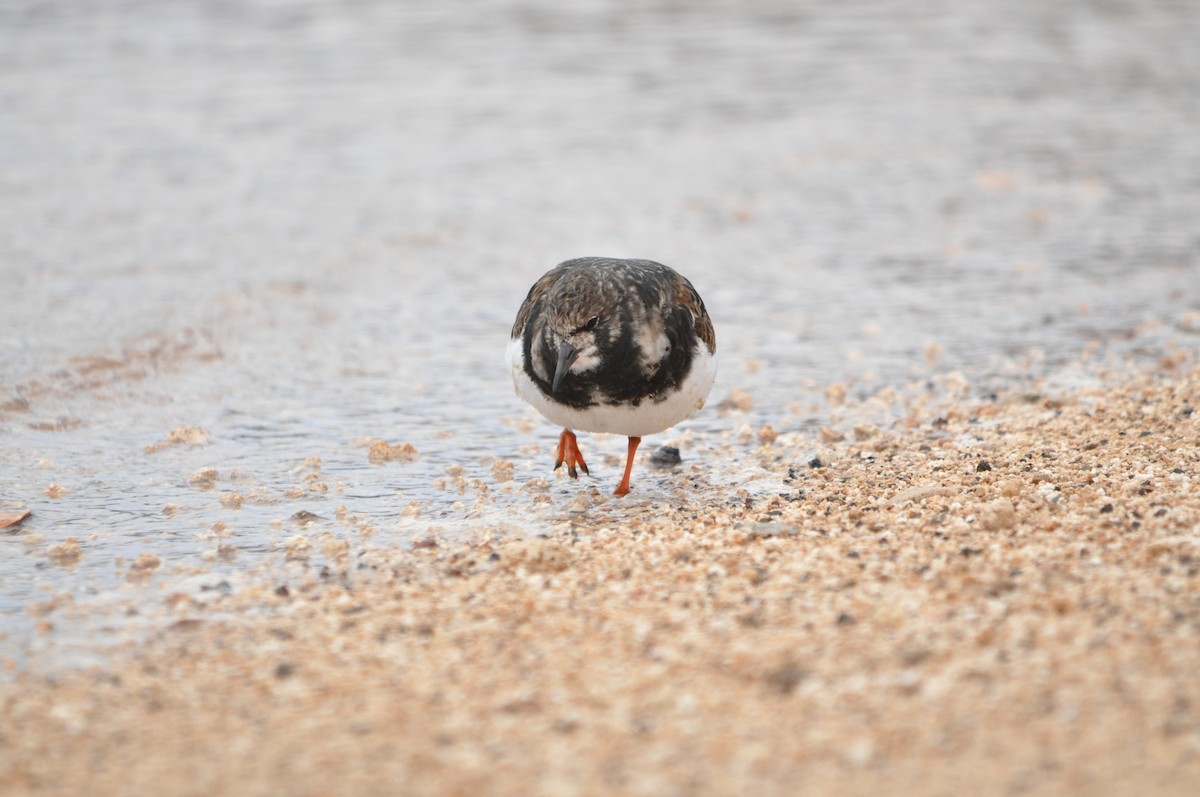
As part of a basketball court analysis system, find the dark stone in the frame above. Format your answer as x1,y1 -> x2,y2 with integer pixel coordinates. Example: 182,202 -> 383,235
765,664 -> 808,695
976,460 -> 992,472
649,445 -> 682,467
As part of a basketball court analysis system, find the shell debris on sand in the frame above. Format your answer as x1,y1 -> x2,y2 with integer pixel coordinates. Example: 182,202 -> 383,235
717,387 -> 754,414
3,364 -> 1200,797
187,468 -> 219,490
283,535 -> 311,560
144,425 -> 209,454
46,536 -> 82,565
126,553 -> 161,580
0,509 -> 31,529
491,459 -> 515,482
364,439 -> 419,464
978,498 -> 1017,531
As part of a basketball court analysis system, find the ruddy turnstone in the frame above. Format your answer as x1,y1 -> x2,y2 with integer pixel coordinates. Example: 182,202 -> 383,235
507,257 -> 717,496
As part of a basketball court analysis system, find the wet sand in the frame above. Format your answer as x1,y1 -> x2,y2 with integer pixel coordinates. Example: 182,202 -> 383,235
3,359 -> 1197,796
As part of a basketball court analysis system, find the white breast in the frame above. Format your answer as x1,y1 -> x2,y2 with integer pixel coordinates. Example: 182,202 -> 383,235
506,337 -> 717,438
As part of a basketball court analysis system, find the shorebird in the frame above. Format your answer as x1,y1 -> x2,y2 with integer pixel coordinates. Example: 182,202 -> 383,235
507,257 -> 717,496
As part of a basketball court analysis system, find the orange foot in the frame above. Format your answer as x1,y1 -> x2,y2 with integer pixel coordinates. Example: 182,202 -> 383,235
613,436 -> 642,497
554,429 -> 590,479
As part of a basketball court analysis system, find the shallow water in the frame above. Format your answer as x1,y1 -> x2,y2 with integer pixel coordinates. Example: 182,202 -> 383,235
2,0 -> 1198,665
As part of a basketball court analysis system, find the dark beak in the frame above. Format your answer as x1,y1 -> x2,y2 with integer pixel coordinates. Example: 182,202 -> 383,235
552,340 -> 579,392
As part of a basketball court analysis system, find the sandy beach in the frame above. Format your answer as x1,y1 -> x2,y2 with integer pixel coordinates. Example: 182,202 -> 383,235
3,1 -> 1199,794
3,359 -> 1198,796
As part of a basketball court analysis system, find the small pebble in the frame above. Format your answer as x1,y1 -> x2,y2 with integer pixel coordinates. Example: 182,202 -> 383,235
492,460 -> 516,482
368,441 -> 419,464
47,537 -> 82,565
127,553 -> 162,580
650,446 -> 682,467
283,536 -> 311,560
717,388 -> 753,414
188,468 -> 219,491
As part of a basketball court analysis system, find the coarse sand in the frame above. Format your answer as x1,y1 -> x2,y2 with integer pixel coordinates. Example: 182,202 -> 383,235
2,363 -> 1199,797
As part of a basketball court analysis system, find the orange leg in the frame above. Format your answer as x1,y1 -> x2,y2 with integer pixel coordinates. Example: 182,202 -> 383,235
613,436 -> 641,497
554,429 -> 590,479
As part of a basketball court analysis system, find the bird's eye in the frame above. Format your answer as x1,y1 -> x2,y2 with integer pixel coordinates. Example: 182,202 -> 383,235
582,316 -> 599,332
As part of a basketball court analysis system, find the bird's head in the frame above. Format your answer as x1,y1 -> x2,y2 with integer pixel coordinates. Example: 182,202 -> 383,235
544,303 -> 605,392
